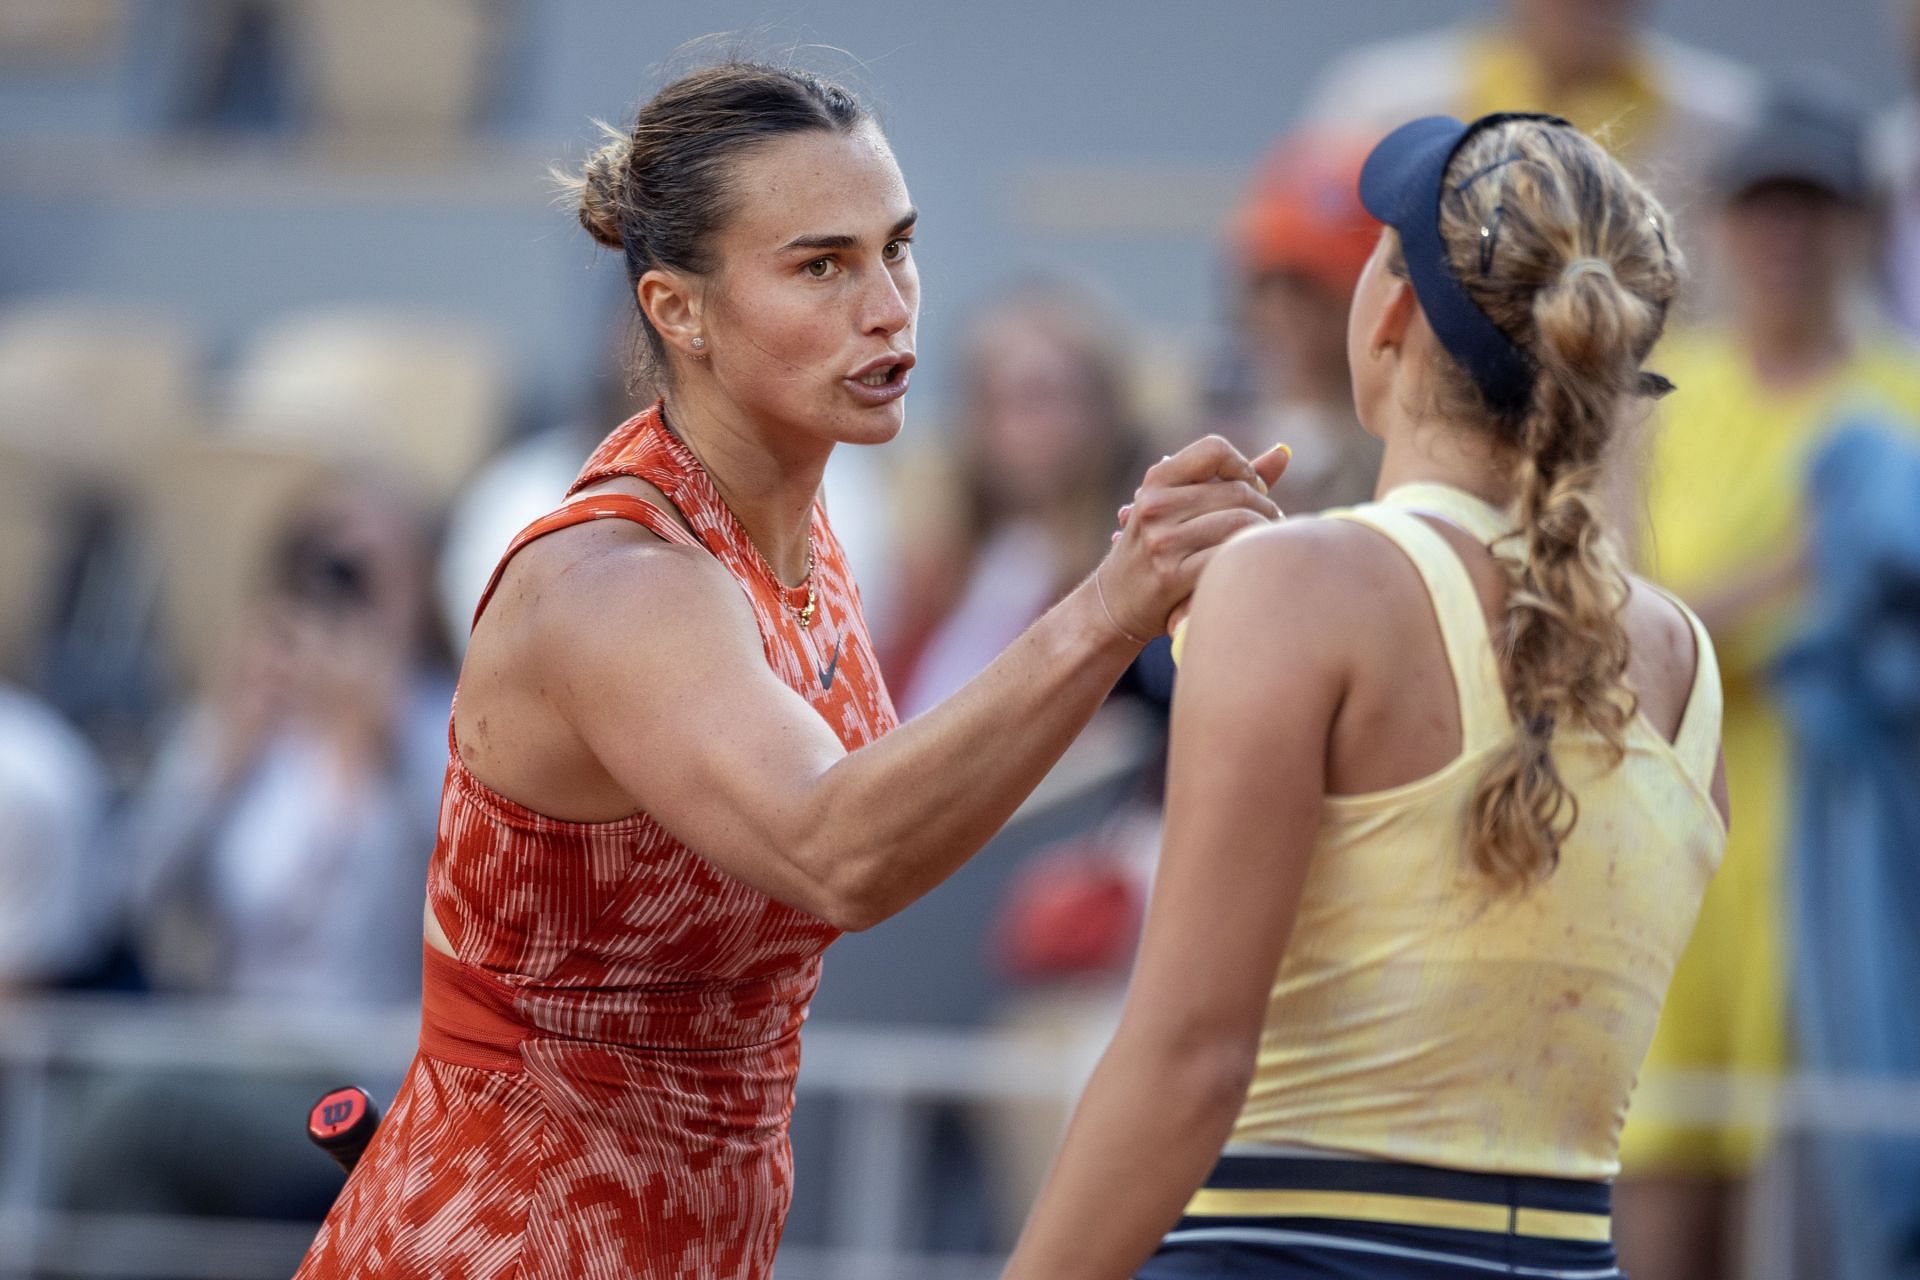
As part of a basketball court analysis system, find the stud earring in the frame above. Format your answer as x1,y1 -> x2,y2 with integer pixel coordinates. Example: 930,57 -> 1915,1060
691,337 -> 707,353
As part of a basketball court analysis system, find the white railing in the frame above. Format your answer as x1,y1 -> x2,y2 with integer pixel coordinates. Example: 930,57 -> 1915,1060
3,993 -> 1917,1280
0,994 -> 1068,1280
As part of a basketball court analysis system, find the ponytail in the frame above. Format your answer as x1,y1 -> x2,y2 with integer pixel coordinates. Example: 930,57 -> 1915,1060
1432,122 -> 1682,890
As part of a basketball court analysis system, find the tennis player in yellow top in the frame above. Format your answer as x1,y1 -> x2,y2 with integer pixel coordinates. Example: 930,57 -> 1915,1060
1001,112 -> 1729,1280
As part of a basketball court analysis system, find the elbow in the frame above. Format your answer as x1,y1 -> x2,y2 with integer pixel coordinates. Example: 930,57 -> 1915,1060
1186,1041 -> 1258,1123
819,859 -> 910,932
1122,1021 -> 1258,1126
798,835 -> 898,933
815,884 -> 890,933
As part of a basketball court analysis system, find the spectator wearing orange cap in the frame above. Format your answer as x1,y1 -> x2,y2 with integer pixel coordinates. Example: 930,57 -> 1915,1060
1218,130 -> 1384,515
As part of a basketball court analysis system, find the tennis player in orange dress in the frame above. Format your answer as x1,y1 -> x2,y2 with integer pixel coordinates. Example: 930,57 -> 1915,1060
294,62 -> 1288,1280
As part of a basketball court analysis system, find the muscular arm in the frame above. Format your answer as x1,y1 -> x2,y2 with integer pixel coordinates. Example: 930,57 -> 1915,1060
1001,521 -> 1352,1280
545,439 -> 1289,931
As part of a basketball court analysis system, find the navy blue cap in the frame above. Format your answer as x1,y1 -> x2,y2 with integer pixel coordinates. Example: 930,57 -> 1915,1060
1716,85 -> 1868,203
1359,112 -> 1569,417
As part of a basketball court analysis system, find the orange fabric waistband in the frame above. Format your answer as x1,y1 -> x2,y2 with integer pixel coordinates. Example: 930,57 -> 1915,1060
420,943 -> 528,1073
418,942 -> 822,1073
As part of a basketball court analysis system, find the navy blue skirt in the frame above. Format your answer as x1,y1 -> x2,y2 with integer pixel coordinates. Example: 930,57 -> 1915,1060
1136,1152 -> 1623,1279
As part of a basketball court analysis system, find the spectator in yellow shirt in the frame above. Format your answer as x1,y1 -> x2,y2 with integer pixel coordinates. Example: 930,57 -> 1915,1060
1619,86 -> 1920,1280
1303,1 -> 1758,312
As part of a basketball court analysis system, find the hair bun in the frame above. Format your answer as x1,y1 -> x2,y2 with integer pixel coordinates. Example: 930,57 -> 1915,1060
1532,250 -> 1654,388
1560,257 -> 1616,285
575,136 -> 630,251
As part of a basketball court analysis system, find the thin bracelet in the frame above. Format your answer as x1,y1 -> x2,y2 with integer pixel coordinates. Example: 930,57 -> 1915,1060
1094,562 -> 1149,646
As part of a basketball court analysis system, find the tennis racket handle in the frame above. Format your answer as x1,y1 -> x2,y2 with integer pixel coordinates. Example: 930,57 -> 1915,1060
307,1085 -> 381,1175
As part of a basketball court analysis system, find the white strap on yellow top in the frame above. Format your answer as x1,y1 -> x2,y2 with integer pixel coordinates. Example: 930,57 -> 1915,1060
1378,482 -> 1520,552
1328,496 -> 1513,754
1374,482 -> 1722,791
1385,482 -> 1723,789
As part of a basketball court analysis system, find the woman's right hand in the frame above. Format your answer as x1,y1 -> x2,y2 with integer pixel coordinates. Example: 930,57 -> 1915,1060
1093,436 -> 1291,643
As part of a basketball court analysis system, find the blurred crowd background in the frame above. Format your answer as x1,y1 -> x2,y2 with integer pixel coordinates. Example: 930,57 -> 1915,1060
2,2 -> 1918,1278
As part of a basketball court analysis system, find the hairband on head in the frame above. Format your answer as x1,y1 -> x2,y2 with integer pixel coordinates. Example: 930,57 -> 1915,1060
1452,154 -> 1530,195
1360,111 -> 1578,416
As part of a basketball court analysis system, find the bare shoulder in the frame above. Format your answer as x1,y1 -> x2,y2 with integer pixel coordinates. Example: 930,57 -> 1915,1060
1175,516 -> 1382,747
1622,574 -> 1698,669
1200,513 -> 1411,616
469,490 -> 756,693
1185,515 -> 1406,683
524,518 -> 752,659
1207,512 -> 1402,583
452,486 -> 767,812
1621,573 -> 1702,733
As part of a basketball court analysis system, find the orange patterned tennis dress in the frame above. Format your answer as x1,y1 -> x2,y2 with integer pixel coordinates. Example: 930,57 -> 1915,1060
296,403 -> 898,1279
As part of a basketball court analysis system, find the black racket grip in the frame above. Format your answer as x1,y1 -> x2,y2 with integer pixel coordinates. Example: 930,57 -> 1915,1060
307,1085 -> 381,1175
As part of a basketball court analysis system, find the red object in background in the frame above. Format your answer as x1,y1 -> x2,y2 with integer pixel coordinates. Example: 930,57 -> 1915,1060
992,846 -> 1144,982
1231,129 -> 1381,296
307,1086 -> 381,1174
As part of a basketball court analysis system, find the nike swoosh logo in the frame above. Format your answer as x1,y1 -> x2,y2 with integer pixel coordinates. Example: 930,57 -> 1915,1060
817,638 -> 843,692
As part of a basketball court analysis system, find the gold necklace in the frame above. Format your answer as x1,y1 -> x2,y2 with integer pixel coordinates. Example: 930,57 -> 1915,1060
793,536 -> 818,629
660,404 -> 817,628
736,510 -> 818,629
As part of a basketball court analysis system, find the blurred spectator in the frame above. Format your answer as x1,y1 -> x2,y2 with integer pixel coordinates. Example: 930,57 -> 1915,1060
57,474 -> 449,1225
27,487 -> 174,784
1618,87 -> 1920,1280
172,0 -> 296,133
1775,424 -> 1920,1280
0,300 -> 209,778
884,282 -> 1155,717
1874,0 -> 1920,336
876,281 -> 1163,1242
0,684 -> 111,992
1209,128 -> 1383,514
1303,0 -> 1758,308
123,474 -> 450,1004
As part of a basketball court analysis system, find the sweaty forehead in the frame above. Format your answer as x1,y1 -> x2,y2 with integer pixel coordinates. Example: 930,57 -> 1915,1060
720,125 -> 911,249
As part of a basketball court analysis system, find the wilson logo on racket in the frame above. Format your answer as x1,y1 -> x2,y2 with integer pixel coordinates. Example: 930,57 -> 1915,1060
310,1087 -> 369,1139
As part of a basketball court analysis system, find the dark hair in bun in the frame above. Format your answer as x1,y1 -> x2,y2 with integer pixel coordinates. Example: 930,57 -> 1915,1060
558,61 -> 871,373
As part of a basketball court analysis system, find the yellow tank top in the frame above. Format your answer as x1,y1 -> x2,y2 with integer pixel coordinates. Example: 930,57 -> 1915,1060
1225,483 -> 1726,1179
